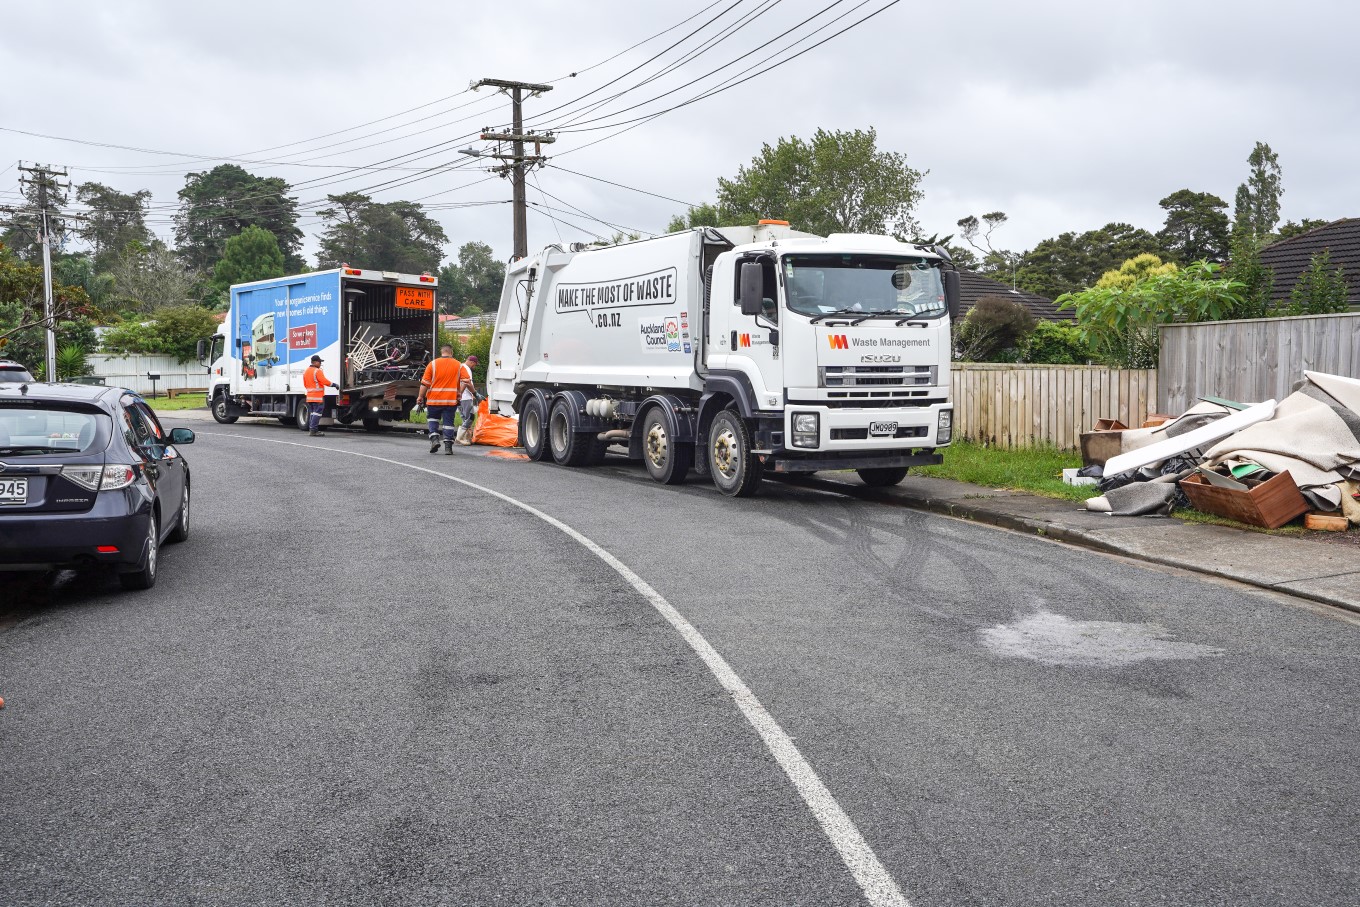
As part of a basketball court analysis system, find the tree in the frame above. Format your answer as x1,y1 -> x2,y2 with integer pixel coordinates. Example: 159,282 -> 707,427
110,240 -> 203,313
0,242 -> 95,374
1056,261 -> 1243,368
956,212 -> 1021,281
709,128 -> 923,237
1014,223 -> 1162,300
1224,229 -> 1275,319
174,165 -> 303,272
101,305 -> 220,362
954,296 -> 1036,362
75,182 -> 152,270
440,240 -> 511,315
316,193 -> 448,274
1094,253 -> 1178,289
1287,250 -> 1349,316
0,176 -> 68,262
1274,218 -> 1328,242
1156,190 -> 1231,264
666,202 -> 731,233
211,225 -> 285,297
1020,321 -> 1092,365
1233,142 -> 1283,239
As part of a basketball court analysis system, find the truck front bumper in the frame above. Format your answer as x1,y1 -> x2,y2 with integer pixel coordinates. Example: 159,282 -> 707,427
777,400 -> 953,452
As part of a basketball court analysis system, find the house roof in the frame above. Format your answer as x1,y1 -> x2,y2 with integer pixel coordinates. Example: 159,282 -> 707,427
958,271 -> 1072,322
1258,218 -> 1360,306
439,314 -> 494,333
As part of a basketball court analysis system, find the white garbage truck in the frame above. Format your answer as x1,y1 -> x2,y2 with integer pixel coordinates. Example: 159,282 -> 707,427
487,222 -> 957,497
198,266 -> 440,431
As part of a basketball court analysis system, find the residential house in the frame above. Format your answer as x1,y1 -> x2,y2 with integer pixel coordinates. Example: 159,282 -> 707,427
1259,218 -> 1360,308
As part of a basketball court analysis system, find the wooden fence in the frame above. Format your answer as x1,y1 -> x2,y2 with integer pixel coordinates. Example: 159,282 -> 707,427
1159,312 -> 1360,414
950,363 -> 1158,451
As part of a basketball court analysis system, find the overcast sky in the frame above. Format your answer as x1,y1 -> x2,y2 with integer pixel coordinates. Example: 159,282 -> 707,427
3,0 -> 1357,268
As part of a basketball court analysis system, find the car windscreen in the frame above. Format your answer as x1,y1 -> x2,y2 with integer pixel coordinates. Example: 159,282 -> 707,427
0,405 -> 109,455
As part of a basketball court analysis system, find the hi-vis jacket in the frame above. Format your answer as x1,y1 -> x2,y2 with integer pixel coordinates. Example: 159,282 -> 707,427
302,365 -> 331,403
420,357 -> 464,406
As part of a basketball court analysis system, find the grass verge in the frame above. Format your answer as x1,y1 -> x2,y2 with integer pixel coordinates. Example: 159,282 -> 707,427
146,394 -> 207,411
913,440 -> 1099,502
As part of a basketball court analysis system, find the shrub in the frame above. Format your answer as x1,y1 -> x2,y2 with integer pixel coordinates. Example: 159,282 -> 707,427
1021,321 -> 1093,364
955,295 -> 1036,361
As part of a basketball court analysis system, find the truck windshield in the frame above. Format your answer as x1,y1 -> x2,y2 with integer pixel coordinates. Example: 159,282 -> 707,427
783,255 -> 946,319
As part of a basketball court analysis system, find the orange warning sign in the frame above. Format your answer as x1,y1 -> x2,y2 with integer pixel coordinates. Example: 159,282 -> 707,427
395,286 -> 435,310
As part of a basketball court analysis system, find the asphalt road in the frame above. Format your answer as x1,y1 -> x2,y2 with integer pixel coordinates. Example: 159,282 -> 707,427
2,420 -> 1356,906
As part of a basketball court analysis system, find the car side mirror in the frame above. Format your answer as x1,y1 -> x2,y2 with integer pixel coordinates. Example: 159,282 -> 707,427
739,262 -> 764,316
944,270 -> 961,321
168,427 -> 195,445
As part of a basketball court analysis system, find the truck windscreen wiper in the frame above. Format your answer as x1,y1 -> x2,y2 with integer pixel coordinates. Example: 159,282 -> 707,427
809,308 -> 865,324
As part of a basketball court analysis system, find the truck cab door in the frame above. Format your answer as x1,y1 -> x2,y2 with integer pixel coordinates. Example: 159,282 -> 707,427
725,255 -> 783,407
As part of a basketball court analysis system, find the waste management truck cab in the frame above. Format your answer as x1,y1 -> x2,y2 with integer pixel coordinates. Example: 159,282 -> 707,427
199,267 -> 439,431
487,222 -> 957,497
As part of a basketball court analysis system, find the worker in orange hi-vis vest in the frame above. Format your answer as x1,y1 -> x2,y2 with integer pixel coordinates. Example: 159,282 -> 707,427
301,355 -> 339,436
416,345 -> 464,455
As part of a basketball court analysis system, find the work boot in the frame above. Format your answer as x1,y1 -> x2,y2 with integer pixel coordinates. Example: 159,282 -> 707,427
444,440 -> 454,455
309,430 -> 325,437
429,432 -> 441,454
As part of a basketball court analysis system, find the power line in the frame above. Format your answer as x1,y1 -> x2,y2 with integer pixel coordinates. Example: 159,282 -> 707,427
546,165 -> 699,207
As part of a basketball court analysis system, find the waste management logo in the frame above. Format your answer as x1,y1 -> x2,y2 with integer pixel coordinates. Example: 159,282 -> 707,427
738,333 -> 751,348
828,334 -> 849,350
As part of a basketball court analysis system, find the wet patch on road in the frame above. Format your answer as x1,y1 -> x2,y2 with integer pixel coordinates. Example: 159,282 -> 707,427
979,609 -> 1224,667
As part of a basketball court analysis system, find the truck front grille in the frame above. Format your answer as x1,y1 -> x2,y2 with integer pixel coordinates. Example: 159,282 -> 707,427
819,365 -> 937,388
830,426 -> 930,440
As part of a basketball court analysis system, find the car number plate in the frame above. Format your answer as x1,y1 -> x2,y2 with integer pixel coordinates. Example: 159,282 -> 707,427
0,478 -> 28,505
868,421 -> 898,437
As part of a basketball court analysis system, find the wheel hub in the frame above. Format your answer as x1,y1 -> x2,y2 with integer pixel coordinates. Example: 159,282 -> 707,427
712,429 -> 738,477
645,423 -> 669,468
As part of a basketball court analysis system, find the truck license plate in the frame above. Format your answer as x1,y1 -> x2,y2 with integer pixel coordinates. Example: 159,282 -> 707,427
0,478 -> 28,505
868,421 -> 898,437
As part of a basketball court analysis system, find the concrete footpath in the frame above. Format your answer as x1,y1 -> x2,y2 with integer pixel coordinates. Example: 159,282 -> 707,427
164,408 -> 1360,616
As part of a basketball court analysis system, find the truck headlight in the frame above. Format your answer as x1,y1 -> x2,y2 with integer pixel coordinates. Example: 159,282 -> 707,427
937,409 -> 953,445
791,412 -> 819,448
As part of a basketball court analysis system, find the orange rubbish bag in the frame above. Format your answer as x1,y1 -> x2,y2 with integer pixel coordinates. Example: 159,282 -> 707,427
470,399 -> 520,447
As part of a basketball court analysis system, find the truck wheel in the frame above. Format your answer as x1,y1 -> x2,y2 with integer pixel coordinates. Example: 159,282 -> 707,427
641,408 -> 691,485
857,466 -> 909,487
586,437 -> 611,466
277,417 -> 292,426
708,410 -> 762,497
548,399 -> 593,466
520,395 -> 551,461
211,393 -> 238,424
295,401 -> 311,431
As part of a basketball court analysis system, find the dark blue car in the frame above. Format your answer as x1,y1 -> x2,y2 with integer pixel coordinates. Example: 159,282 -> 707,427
0,382 -> 193,590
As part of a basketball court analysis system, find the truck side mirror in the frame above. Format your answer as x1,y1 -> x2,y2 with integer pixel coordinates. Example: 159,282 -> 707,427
739,262 -> 764,316
944,270 -> 961,322
196,339 -> 208,367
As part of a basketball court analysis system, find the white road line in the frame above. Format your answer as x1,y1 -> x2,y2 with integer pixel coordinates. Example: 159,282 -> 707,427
202,431 -> 912,907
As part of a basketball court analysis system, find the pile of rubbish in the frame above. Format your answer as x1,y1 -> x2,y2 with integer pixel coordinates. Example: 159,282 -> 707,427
1073,371 -> 1360,528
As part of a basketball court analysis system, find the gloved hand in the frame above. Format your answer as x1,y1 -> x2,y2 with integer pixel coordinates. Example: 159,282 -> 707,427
331,383 -> 340,389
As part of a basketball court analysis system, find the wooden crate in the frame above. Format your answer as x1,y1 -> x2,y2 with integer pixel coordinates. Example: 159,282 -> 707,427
1179,471 -> 1311,529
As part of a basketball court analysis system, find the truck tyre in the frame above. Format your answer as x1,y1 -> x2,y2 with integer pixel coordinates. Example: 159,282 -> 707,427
641,408 -> 691,485
277,417 -> 292,426
520,395 -> 551,461
857,466 -> 910,487
295,400 -> 310,431
708,410 -> 762,497
548,398 -> 593,467
211,393 -> 238,424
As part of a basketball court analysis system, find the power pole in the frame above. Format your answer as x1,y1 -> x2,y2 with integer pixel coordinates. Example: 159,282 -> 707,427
470,78 -> 555,261
17,163 -> 70,381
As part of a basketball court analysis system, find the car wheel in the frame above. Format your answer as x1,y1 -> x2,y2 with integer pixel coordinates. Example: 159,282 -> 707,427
119,513 -> 159,591
167,484 -> 190,544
